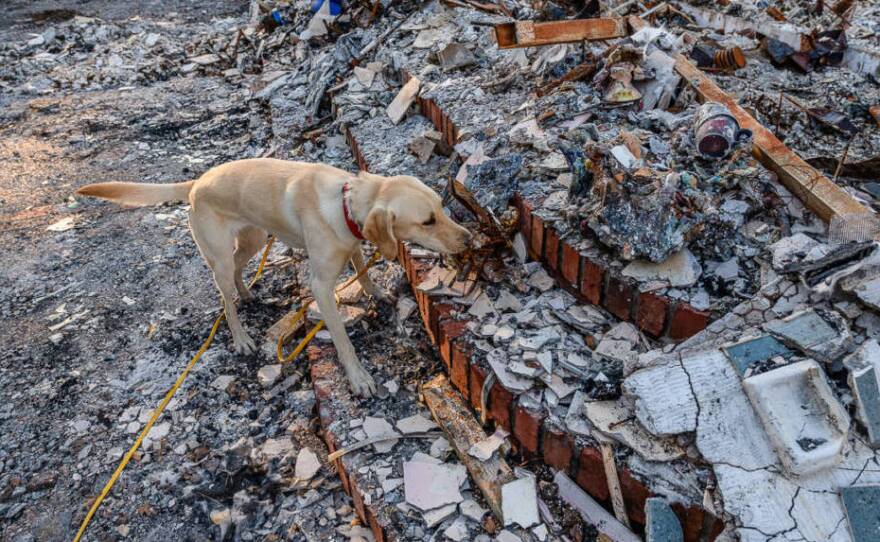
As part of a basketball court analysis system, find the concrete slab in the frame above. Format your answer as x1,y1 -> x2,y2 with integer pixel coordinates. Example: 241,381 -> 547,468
623,357 -> 698,436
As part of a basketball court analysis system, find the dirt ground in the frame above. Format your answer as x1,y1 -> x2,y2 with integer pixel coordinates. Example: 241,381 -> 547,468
0,2 -> 382,540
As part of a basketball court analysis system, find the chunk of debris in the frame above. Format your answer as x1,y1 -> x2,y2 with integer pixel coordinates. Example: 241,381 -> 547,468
840,485 -> 880,542
396,414 -> 438,434
294,447 -> 321,480
437,43 -> 475,71
362,416 -> 399,453
387,76 -> 421,125
403,459 -> 466,511
622,249 -> 702,287
645,498 -> 683,542
845,340 -> 880,447
257,364 -> 282,388
468,428 -> 509,461
743,360 -> 850,475
554,472 -> 639,542
501,475 -> 539,528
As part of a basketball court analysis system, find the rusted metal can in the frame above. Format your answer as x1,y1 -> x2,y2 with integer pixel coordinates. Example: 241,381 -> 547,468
693,102 -> 753,159
714,47 -> 747,70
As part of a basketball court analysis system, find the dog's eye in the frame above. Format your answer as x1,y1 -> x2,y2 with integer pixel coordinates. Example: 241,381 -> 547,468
423,215 -> 435,226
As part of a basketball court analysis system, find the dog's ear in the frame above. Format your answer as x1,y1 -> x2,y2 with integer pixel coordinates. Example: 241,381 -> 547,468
363,207 -> 398,260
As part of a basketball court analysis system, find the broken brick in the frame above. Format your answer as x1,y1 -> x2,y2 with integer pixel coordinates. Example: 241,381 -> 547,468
605,275 -> 635,321
451,340 -> 472,397
580,258 -> 604,305
488,381 -> 514,431
636,291 -> 668,337
542,422 -> 574,473
561,242 -> 581,287
513,402 -> 541,456
469,363 -> 488,415
575,446 -> 610,502
668,303 -> 710,340
530,214 -> 545,260
544,227 -> 560,271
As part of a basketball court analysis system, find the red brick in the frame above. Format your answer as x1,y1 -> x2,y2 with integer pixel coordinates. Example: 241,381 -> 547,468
619,467 -> 651,525
513,403 -> 541,455
671,503 -> 705,542
488,383 -> 514,432
430,303 -> 455,342
517,197 -> 532,239
530,214 -> 545,260
469,363 -> 488,415
350,476 -> 367,523
580,258 -> 604,305
605,275 -> 634,321
544,227 -> 560,270
669,303 -> 710,340
635,291 -> 668,337
575,446 -> 610,501
561,243 -> 580,286
334,457 -> 351,494
542,423 -> 574,473
451,341 -> 471,398
366,509 -> 385,542
439,320 -> 469,370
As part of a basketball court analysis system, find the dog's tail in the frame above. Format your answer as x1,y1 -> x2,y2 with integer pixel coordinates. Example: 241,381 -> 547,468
76,181 -> 194,207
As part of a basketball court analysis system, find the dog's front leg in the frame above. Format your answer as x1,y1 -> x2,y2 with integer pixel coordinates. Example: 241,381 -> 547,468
350,247 -> 388,300
311,275 -> 378,397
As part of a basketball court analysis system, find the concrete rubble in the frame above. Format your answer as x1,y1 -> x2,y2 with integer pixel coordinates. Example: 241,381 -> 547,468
3,0 -> 880,540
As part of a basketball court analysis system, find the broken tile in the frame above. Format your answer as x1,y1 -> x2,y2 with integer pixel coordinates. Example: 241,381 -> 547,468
363,416 -> 399,453
437,43 -> 475,71
840,485 -> 880,542
294,448 -> 321,480
501,475 -> 539,528
845,340 -> 880,447
423,502 -> 458,528
622,249 -> 702,287
403,460 -> 466,511
765,309 -> 849,363
722,335 -> 793,376
585,399 -> 684,461
459,499 -> 487,522
443,515 -> 469,541
396,414 -> 438,434
645,498 -> 683,542
468,428 -> 509,461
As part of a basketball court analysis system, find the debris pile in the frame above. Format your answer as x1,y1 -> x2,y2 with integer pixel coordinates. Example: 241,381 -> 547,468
4,0 -> 880,540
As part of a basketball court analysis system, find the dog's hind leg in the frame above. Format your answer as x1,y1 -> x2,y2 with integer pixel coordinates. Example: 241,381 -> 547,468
234,226 -> 269,302
189,209 -> 256,355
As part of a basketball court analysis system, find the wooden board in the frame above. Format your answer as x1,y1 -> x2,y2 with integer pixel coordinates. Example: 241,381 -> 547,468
494,18 -> 628,49
422,375 -> 515,522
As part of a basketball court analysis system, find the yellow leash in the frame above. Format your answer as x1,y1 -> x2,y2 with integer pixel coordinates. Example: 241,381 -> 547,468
276,251 -> 380,363
73,239 -> 379,541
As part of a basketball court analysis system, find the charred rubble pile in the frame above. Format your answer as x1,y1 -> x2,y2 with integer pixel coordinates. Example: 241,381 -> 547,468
8,0 -> 880,540
289,0 -> 880,540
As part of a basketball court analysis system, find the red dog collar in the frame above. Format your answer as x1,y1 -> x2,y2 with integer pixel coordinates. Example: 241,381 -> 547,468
342,183 -> 365,240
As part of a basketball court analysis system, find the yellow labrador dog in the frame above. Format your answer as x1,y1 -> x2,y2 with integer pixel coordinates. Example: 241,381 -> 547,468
77,158 -> 471,396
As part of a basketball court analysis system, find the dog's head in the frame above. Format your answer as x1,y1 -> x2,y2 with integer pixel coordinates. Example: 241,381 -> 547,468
362,173 -> 472,259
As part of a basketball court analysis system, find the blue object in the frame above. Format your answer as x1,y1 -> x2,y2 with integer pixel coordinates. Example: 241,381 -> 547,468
645,498 -> 684,542
271,10 -> 287,26
724,335 -> 793,376
841,486 -> 880,542
311,0 -> 343,15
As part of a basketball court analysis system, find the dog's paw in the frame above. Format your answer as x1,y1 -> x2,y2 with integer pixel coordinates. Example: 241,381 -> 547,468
238,289 -> 255,304
346,363 -> 378,398
233,332 -> 257,355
